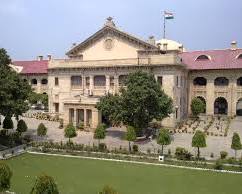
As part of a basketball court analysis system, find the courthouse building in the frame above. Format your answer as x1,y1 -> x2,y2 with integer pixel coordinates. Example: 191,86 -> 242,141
13,18 -> 242,129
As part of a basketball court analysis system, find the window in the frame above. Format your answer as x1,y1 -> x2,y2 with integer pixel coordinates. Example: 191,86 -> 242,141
71,76 -> 82,87
237,54 -> 242,59
176,76 -> 179,87
94,75 -> 106,86
41,79 -> 48,85
196,55 -> 210,61
157,76 -> 163,86
31,79 -> 37,85
193,77 -> 207,86
55,77 -> 59,86
119,75 -> 128,86
214,77 -> 229,86
237,77 -> 242,86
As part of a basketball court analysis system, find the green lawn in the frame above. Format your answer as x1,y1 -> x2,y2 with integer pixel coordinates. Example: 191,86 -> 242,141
4,153 -> 242,194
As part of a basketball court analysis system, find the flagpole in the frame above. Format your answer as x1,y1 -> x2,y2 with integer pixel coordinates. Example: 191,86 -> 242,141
163,11 -> 166,39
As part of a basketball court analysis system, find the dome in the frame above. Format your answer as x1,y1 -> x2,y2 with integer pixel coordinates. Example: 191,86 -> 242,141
155,39 -> 186,52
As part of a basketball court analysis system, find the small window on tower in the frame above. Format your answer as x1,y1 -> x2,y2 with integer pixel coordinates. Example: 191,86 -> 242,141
196,55 -> 210,61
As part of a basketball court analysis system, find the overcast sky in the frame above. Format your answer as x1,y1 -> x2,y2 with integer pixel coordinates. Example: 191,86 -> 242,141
0,0 -> 241,60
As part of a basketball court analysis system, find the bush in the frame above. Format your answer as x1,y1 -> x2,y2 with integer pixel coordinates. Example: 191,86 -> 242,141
3,116 -> 13,129
227,157 -> 237,164
0,162 -> 12,192
37,123 -> 47,137
132,144 -> 139,153
175,147 -> 192,160
17,119 -> 28,133
220,151 -> 228,159
99,185 -> 118,194
30,174 -> 59,194
98,143 -> 107,152
214,160 -> 224,170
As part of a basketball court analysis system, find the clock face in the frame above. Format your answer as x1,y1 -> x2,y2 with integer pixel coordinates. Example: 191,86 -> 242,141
104,38 -> 114,50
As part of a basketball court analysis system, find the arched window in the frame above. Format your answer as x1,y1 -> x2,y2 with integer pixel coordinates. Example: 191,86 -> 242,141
196,55 -> 210,61
41,79 -> 48,85
31,79 -> 37,85
237,77 -> 242,86
193,77 -> 207,86
214,77 -> 229,86
94,75 -> 106,86
237,98 -> 242,116
214,97 -> 228,115
236,54 -> 242,59
23,79 -> 28,82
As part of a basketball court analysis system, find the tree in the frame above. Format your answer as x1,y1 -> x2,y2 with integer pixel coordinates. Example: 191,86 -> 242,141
94,123 -> 106,144
64,123 -> 77,143
231,132 -> 242,158
99,185 -> 118,194
192,130 -> 206,159
191,97 -> 206,117
0,162 -> 12,192
28,92 -> 48,108
37,123 -> 47,137
30,174 -> 59,194
16,119 -> 28,134
96,94 -> 122,126
97,71 -> 173,135
125,126 -> 136,152
157,128 -> 171,155
3,116 -> 13,130
0,48 -> 32,119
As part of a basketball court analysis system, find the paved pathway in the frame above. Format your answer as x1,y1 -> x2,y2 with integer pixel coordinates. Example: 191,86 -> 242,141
5,116 -> 242,159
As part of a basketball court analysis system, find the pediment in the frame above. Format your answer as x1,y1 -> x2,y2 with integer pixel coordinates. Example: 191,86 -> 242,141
66,25 -> 157,60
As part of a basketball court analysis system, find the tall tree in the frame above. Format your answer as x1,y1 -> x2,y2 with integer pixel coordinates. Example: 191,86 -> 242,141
97,71 -> 173,135
0,162 -> 12,192
231,132 -> 242,158
125,126 -> 136,152
30,174 -> 59,194
94,123 -> 106,144
0,48 -> 32,119
64,123 -> 77,143
192,130 -> 206,159
157,128 -> 171,155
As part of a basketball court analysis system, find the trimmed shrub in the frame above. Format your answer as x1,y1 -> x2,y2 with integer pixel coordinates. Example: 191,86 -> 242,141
3,116 -> 13,129
0,162 -> 12,192
17,119 -> 28,133
98,143 -> 107,152
214,160 -> 224,170
220,151 -> 228,159
175,147 -> 192,160
37,123 -> 47,137
132,144 -> 139,153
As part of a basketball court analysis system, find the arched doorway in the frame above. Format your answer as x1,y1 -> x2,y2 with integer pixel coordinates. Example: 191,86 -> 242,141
236,98 -> 242,116
197,96 -> 206,113
214,97 -> 228,115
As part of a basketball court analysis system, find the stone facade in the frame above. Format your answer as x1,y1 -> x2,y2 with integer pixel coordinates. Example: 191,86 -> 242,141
12,18 -> 242,130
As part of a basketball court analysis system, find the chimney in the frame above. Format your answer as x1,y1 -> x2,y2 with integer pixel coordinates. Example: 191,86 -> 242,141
148,36 -> 156,46
37,55 -> 43,61
231,41 -> 237,50
47,54 -> 52,60
178,45 -> 184,53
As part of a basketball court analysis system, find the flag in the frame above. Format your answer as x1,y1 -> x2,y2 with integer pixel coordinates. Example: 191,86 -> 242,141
164,11 -> 174,19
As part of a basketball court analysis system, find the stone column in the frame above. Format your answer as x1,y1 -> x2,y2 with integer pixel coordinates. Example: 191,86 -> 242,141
84,109 -> 87,127
90,75 -> 94,92
106,75 -> 110,93
82,76 -> 85,94
114,75 -> 119,94
37,78 -> 41,93
73,109 -> 77,127
92,109 -> 101,130
230,78 -> 237,116
206,78 -> 215,115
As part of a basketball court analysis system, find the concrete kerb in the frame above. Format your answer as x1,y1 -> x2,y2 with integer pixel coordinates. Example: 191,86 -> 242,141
27,151 -> 242,175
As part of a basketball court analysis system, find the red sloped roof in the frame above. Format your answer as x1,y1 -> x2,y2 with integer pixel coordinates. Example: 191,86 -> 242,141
180,49 -> 242,70
13,60 -> 48,74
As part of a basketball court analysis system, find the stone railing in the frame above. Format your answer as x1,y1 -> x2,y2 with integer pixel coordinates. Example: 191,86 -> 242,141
49,55 -> 183,69
0,144 -> 27,159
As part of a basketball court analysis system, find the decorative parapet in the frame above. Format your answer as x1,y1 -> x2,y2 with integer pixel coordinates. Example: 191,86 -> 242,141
48,55 -> 184,70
